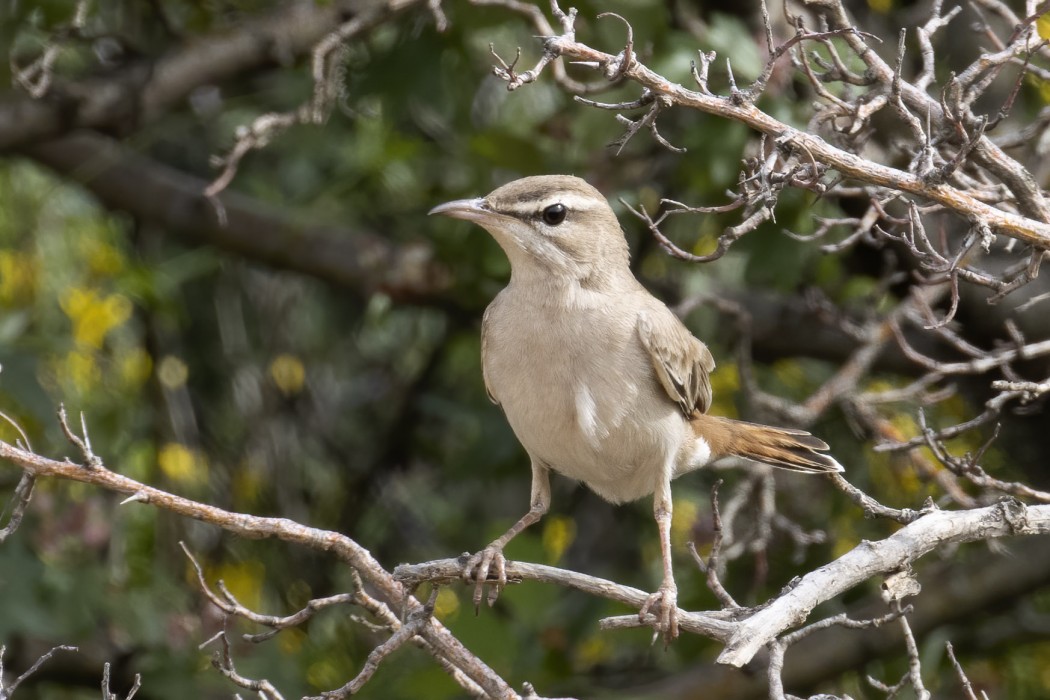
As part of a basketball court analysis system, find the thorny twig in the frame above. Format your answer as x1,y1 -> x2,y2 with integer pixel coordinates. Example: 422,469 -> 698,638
101,662 -> 142,700
57,403 -> 102,468
866,602 -> 930,699
203,2 -> 415,204
768,607 -> 906,698
10,0 -> 1050,696
0,644 -> 79,700
10,0 -> 92,98
0,473 -> 36,544
184,537 -> 491,696
946,641 -> 989,700
181,542 -> 358,642
305,588 -> 441,699
201,630 -> 286,700
918,419 -> 1050,503
688,479 -> 741,609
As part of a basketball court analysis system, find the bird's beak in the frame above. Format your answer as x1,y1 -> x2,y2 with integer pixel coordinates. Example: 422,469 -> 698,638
428,197 -> 491,223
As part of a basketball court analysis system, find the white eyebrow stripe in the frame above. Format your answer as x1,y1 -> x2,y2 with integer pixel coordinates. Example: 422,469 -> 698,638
497,192 -> 605,217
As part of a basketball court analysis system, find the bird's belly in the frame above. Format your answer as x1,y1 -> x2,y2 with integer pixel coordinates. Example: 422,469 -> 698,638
489,345 -> 686,504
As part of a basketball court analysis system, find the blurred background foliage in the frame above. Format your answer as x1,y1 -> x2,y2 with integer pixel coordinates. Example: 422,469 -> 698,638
0,0 -> 1048,698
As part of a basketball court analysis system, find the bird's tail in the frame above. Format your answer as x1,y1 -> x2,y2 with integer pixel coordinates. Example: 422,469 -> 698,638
691,414 -> 844,474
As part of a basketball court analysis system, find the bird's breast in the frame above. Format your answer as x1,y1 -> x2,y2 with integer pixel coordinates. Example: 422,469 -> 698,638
482,289 -> 686,502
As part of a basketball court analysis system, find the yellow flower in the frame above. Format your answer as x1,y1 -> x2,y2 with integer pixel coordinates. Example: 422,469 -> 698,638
433,587 -> 460,620
576,634 -> 612,667
0,249 -> 37,304
214,559 -> 265,612
1033,75 -> 1050,105
276,628 -> 305,656
158,442 -> 208,487
232,459 -> 266,508
119,348 -> 153,389
62,349 -> 100,393
84,240 -> 125,277
1038,13 -> 1050,40
307,660 -> 343,690
60,287 -> 132,348
671,497 -> 700,543
772,358 -> 808,391
711,361 -> 740,418
832,530 -> 860,559
269,354 -> 306,396
542,515 -> 576,563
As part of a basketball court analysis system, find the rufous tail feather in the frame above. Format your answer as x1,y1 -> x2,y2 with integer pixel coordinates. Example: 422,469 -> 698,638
691,414 -> 844,474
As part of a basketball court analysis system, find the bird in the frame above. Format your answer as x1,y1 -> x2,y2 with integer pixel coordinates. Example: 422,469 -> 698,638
429,174 -> 843,639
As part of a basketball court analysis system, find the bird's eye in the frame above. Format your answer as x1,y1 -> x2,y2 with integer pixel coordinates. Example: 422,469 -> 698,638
541,203 -> 567,226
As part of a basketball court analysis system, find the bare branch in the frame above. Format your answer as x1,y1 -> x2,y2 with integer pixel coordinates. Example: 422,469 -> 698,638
395,557 -> 737,640
487,0 -> 1050,249
204,8 -> 377,197
609,95 -> 685,155
202,631 -> 286,700
307,588 -> 441,699
180,542 -> 357,642
687,480 -> 742,609
0,437 -> 518,699
3,2 -> 419,150
0,473 -> 36,544
10,0 -> 91,98
946,641 -> 988,700
717,499 -> 1050,666
101,662 -> 142,700
0,644 -> 79,700
898,602 -> 931,699
768,607 -> 905,699
57,404 -> 102,469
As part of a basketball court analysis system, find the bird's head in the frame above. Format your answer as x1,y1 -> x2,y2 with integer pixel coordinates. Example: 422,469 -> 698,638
429,175 -> 632,288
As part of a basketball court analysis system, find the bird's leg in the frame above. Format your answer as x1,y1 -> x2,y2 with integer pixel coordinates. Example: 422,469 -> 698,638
639,480 -> 679,642
464,461 -> 550,611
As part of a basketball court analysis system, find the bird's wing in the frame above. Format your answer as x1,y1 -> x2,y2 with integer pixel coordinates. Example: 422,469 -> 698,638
637,307 -> 716,416
480,303 -> 500,406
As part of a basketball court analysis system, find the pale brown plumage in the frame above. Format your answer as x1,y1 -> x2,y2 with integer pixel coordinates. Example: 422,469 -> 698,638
637,307 -> 715,415
430,175 -> 842,639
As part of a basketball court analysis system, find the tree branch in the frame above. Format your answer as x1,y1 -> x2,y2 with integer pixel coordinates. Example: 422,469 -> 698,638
487,3 -> 1050,248
0,0 -> 424,151
22,132 -> 449,303
394,558 -> 737,641
717,499 -> 1050,667
629,534 -> 1050,698
0,435 -> 517,700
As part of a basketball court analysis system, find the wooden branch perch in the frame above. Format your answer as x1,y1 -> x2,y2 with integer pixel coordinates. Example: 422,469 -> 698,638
7,419 -> 1048,684
0,436 -> 517,700
491,5 -> 1050,248
24,132 -> 450,304
717,499 -> 1050,666
0,0 -> 425,150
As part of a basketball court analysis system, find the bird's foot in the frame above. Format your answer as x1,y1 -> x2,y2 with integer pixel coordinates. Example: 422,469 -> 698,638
639,580 -> 679,644
462,545 -> 507,612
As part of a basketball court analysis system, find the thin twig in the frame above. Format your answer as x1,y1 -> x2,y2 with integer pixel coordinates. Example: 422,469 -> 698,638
0,644 -> 79,699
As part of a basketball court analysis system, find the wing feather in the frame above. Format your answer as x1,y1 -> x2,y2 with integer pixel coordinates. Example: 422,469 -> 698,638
637,308 -> 715,416
480,304 -> 500,405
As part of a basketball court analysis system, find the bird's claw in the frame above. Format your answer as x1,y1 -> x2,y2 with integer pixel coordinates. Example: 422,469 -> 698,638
462,545 -> 507,612
639,581 -> 679,644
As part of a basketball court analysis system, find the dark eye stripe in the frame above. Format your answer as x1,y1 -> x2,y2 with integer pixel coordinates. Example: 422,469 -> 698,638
493,194 -> 600,219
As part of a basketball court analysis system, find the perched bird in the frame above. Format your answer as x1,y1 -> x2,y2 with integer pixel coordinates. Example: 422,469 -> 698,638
429,175 -> 842,638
